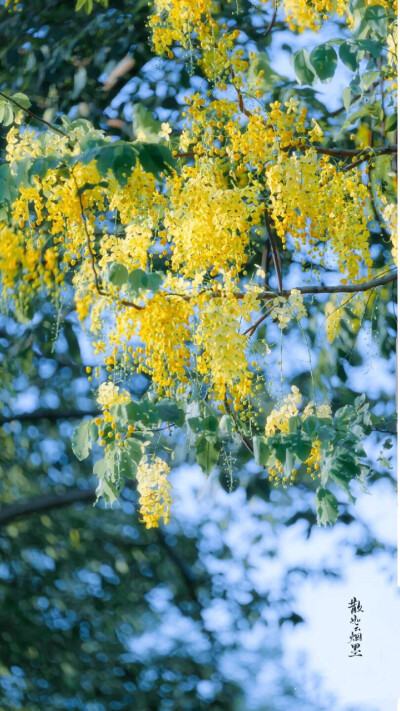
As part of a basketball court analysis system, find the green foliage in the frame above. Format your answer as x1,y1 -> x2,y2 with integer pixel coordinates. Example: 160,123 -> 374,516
363,4 -> 388,39
293,49 -> 317,86
315,487 -> 339,526
127,268 -> 163,295
132,104 -> 162,142
108,262 -> 128,286
339,41 -> 359,72
0,92 -> 30,125
195,434 -> 221,475
309,45 -> 338,82
72,418 -> 96,461
75,0 -> 108,13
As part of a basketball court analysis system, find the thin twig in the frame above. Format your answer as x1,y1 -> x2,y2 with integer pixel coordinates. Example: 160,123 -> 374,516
244,306 -> 274,337
223,397 -> 254,454
0,90 -> 70,139
264,0 -> 277,37
264,206 -> 282,294
0,408 -> 100,426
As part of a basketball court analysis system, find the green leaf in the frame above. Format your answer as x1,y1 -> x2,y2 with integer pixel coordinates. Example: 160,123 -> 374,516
292,434 -> 312,462
128,268 -> 149,293
219,469 -> 240,493
147,272 -> 163,293
63,322 -> 81,364
383,438 -> 393,450
27,155 -> 63,183
156,399 -> 185,426
102,478 -> 119,504
73,66 -> 87,99
117,448 -> 139,479
315,488 -> 339,526
93,458 -> 107,479
309,44 -> 338,82
135,142 -> 175,177
0,103 -> 14,126
361,70 -> 379,91
302,416 -> 318,436
342,86 -> 352,113
96,142 -> 138,186
11,92 -> 31,109
188,415 -> 219,434
253,435 -> 271,466
108,263 -> 128,287
125,401 -> 158,427
339,42 -> 359,72
293,49 -> 317,86
219,414 -> 234,437
288,416 -> 301,434
353,39 -> 382,58
72,419 -> 94,461
76,181 -> 108,196
385,113 -> 397,133
124,437 -> 145,464
268,435 -> 287,464
132,104 -> 162,142
76,0 -> 93,12
330,470 -> 356,503
195,435 -> 220,475
0,163 -> 17,204
364,5 -> 387,38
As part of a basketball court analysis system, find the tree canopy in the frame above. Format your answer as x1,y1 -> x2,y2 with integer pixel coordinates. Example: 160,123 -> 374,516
0,0 -> 397,528
0,0 -> 397,708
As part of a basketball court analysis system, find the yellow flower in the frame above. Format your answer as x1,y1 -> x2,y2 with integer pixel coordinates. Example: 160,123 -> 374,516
136,456 -> 172,528
159,122 -> 172,140
97,381 -> 130,409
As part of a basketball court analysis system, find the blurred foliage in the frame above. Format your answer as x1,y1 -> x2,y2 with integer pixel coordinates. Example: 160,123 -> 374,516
0,0 -> 396,708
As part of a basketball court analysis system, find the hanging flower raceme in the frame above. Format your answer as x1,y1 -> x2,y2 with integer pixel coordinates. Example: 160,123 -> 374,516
265,387 -> 332,485
164,163 -> 263,278
136,456 -> 172,528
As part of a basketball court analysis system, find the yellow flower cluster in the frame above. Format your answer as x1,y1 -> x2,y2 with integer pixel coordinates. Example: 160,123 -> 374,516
164,163 -> 263,277
265,385 -> 303,434
150,0 -> 396,42
325,296 -> 343,343
265,386 -> 331,484
271,289 -> 307,330
136,456 -> 172,528
97,381 -> 130,409
134,293 -> 193,396
266,150 -> 371,281
382,202 -> 398,263
278,0 -> 396,32
324,290 -> 376,342
194,282 -> 261,405
149,0 -> 245,84
0,0 -> 394,523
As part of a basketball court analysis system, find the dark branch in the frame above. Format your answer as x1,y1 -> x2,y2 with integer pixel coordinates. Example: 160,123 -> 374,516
0,90 -> 69,139
264,1 -> 277,37
276,270 -> 397,297
0,487 -> 96,527
0,408 -> 100,426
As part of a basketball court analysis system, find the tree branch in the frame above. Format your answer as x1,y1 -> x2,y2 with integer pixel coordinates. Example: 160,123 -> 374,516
276,270 -> 397,297
0,408 -> 100,426
0,487 -> 96,527
0,90 -> 70,139
264,0 -> 277,37
264,206 -> 282,294
296,144 -> 397,158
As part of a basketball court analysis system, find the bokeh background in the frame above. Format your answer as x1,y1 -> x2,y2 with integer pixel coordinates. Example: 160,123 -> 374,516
0,1 -> 397,709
